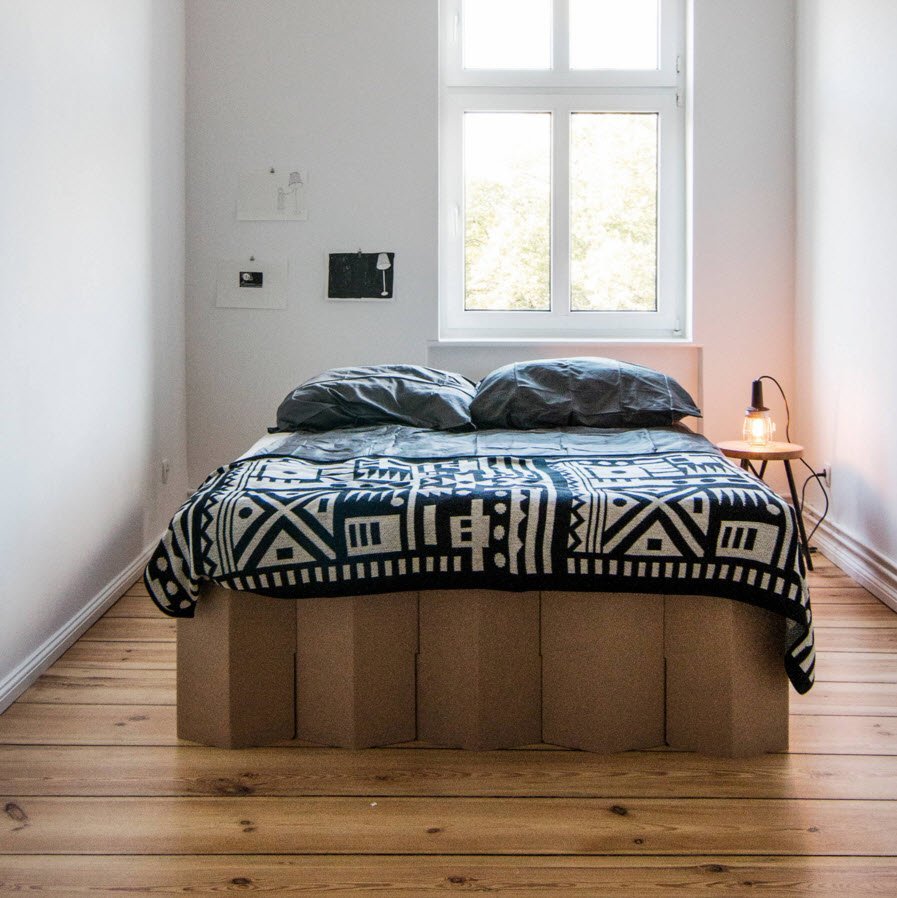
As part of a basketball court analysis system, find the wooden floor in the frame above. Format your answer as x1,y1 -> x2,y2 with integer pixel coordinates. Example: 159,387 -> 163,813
2,555 -> 897,895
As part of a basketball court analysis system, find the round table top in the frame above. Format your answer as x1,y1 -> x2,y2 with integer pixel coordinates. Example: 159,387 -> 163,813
716,440 -> 805,461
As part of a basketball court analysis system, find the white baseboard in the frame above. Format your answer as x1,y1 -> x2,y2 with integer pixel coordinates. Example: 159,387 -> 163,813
0,539 -> 160,714
804,505 -> 897,613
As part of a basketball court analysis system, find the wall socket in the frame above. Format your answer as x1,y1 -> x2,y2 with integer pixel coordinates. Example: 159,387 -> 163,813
161,458 -> 171,484
822,465 -> 832,488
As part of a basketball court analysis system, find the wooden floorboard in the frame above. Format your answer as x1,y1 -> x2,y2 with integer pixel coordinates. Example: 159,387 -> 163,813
104,594 -> 162,618
81,617 -> 175,642
3,703 -> 897,755
814,627 -> 897,652
2,855 -> 896,896
0,703 -> 183,745
1,553 -> 896,893
814,651 -> 897,683
123,583 -> 150,597
4,796 -> 897,856
53,640 -> 175,669
3,744 -> 897,799
790,682 -> 897,716
16,667 -> 175,706
788,715 -> 897,755
810,586 -> 880,605
812,603 -> 897,627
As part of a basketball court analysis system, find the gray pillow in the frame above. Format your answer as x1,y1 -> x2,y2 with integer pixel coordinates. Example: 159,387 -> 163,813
470,357 -> 702,429
274,365 -> 476,432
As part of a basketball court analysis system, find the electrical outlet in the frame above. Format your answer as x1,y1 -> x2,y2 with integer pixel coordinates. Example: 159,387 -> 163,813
161,458 -> 171,484
822,465 -> 832,488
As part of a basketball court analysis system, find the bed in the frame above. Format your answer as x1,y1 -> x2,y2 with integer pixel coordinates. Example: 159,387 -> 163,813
145,359 -> 814,756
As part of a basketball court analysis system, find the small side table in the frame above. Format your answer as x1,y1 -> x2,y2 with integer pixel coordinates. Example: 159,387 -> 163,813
716,440 -> 814,571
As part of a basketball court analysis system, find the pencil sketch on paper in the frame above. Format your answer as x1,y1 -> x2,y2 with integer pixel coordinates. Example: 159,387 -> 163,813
238,169 -> 308,221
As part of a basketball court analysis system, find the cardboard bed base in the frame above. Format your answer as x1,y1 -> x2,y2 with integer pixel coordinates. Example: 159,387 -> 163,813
176,585 -> 789,756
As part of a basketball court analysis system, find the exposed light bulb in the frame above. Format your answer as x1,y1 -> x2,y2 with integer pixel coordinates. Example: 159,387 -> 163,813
743,409 -> 775,447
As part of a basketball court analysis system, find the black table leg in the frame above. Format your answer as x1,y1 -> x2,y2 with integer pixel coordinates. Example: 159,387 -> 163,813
784,459 -> 814,571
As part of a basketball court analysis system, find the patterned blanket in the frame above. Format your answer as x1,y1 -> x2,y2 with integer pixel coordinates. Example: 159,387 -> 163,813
145,427 -> 814,693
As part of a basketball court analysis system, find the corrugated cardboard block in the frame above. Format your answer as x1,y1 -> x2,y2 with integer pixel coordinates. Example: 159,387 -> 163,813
541,591 -> 665,753
665,594 -> 789,756
417,590 -> 541,750
296,592 -> 418,748
177,584 -> 296,748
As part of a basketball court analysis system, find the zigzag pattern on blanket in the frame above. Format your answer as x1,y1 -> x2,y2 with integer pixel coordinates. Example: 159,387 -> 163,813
145,449 -> 813,693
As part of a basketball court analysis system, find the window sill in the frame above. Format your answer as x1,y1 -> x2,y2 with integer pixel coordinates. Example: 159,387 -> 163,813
428,338 -> 696,348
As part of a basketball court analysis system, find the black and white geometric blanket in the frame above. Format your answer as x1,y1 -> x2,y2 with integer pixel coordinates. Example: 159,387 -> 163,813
145,427 -> 814,693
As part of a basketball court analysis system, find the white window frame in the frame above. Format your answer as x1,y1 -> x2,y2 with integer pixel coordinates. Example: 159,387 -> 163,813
439,0 -> 687,342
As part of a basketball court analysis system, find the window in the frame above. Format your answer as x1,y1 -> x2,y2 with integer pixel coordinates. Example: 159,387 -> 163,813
439,0 -> 686,340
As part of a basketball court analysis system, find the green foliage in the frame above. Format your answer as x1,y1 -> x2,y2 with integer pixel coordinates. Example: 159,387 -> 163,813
464,112 -> 657,313
465,153 -> 550,311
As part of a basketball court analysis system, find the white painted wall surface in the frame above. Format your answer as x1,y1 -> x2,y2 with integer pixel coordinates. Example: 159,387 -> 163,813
185,0 -> 796,484
795,0 -> 897,564
185,0 -> 438,481
0,2 -> 187,690
691,0 -> 796,450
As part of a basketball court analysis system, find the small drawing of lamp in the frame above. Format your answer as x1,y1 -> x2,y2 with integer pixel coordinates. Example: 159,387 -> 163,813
376,253 -> 391,296
287,171 -> 303,214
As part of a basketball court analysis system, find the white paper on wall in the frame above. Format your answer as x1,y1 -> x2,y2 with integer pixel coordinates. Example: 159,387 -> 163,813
237,169 -> 308,221
215,259 -> 288,309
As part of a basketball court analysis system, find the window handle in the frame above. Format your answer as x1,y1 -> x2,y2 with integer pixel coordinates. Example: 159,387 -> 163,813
451,204 -> 461,239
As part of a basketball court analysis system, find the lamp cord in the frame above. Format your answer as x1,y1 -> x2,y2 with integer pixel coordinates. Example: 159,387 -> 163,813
756,375 -> 830,545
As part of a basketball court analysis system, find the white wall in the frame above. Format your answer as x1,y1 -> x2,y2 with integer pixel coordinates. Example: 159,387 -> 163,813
185,0 -> 796,484
692,0 -> 796,448
186,0 -> 437,481
795,1 -> 897,565
0,1 -> 187,695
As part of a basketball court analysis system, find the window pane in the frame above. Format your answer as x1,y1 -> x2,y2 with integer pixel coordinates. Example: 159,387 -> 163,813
569,0 -> 659,70
463,0 -> 551,70
464,112 -> 551,311
570,113 -> 657,312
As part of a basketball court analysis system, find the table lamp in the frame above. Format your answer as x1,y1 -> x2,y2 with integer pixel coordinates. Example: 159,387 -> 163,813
743,379 -> 776,447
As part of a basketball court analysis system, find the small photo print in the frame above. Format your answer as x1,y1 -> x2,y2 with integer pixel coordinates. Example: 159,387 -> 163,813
216,259 -> 287,309
239,271 -> 264,288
